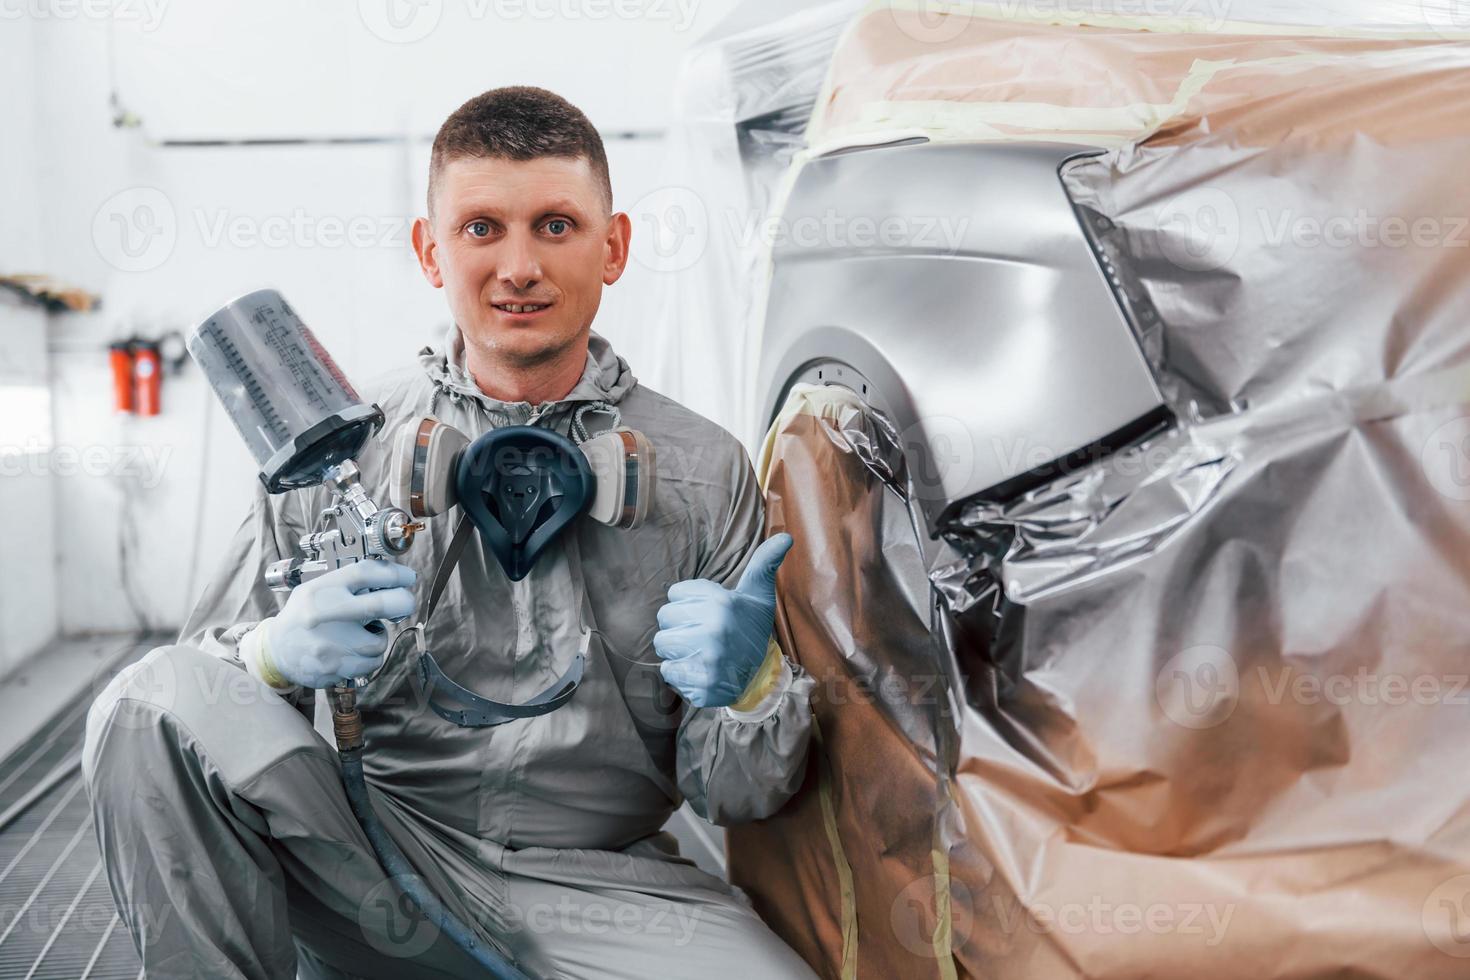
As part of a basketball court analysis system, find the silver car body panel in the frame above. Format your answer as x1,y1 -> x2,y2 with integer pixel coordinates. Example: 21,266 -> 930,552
754,139 -> 1170,532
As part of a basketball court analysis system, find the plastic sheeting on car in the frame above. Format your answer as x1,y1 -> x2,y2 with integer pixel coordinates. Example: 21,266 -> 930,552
732,382 -> 969,979
726,6 -> 1470,979
638,0 -> 861,449
806,0 -> 1470,154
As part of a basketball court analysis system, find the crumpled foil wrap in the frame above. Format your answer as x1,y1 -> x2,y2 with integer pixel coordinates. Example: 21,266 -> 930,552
728,7 -> 1470,978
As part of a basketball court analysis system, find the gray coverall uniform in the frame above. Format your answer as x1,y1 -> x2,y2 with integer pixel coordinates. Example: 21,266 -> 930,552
81,328 -> 818,979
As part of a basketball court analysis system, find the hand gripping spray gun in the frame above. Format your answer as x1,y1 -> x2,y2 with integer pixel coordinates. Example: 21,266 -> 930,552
188,289 -> 535,979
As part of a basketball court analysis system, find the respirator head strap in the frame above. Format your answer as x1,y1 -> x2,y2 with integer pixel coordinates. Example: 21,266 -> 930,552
417,643 -> 584,728
411,514 -> 586,728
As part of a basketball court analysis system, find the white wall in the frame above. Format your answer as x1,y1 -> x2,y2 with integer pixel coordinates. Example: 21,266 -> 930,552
0,14 -> 61,674
111,0 -> 719,140
13,1 -> 738,640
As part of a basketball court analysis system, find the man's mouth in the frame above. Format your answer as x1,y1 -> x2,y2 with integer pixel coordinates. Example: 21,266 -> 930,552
492,301 -> 553,316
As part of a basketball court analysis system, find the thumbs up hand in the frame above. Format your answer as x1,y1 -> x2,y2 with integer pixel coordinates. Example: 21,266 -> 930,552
653,533 -> 793,708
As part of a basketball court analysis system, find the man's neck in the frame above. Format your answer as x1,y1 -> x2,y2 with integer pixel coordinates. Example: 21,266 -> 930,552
462,332 -> 590,406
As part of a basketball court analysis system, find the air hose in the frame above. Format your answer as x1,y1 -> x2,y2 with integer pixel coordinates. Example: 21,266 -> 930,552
330,684 -> 534,980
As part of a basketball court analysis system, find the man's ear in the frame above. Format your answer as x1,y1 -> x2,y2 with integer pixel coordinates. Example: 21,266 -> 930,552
603,211 -> 632,286
412,217 -> 443,288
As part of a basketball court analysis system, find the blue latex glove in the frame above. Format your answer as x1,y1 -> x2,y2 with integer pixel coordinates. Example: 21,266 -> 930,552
254,559 -> 417,689
653,533 -> 793,708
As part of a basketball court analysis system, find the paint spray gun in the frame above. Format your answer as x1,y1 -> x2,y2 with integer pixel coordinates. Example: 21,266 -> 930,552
187,290 -> 533,976
263,458 -> 421,595
186,289 -> 422,757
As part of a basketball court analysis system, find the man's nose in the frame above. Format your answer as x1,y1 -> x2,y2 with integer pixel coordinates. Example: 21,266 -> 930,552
498,229 -> 543,289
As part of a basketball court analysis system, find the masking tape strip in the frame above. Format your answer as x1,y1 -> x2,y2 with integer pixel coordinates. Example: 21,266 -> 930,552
729,638 -> 788,713
814,44 -> 1453,152
932,757 -> 969,976
806,3 -> 1470,152
1209,358 -> 1470,447
759,386 -> 869,973
851,75 -> 1215,138
241,619 -> 293,691
932,842 -> 958,978
866,0 -> 1470,41
757,382 -> 869,488
814,715 -> 860,979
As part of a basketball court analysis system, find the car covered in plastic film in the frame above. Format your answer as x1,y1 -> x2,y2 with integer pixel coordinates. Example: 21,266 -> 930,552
673,2 -> 1470,977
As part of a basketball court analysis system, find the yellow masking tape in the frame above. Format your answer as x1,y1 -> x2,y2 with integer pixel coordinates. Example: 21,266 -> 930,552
931,843 -> 958,977
806,2 -> 1470,152
810,44 -> 1449,151
814,716 -> 859,979
757,385 -> 862,970
867,0 -> 1470,41
757,382 -> 868,489
731,637 -> 787,712
245,620 -> 294,691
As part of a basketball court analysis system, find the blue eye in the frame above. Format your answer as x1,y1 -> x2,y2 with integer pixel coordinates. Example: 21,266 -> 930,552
546,219 -> 569,236
467,221 -> 490,238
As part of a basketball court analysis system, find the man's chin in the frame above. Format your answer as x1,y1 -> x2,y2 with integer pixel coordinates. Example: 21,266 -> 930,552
469,320 -> 581,368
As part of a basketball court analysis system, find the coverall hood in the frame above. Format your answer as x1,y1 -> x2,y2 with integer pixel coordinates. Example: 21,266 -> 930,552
418,324 -> 638,420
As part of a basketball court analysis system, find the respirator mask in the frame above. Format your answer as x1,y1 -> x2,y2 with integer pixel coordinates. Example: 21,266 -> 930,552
384,414 -> 655,727
392,413 -> 654,575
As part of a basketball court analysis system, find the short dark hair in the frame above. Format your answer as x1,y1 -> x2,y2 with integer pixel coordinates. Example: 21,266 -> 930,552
428,86 -> 612,218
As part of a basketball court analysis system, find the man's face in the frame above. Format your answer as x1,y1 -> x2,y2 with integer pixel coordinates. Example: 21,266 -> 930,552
412,154 -> 630,368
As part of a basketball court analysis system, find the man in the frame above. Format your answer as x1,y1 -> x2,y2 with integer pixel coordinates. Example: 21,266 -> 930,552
83,86 -> 817,979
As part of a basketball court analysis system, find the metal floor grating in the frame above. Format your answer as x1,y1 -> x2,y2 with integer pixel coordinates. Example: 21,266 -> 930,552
0,640 -> 154,980
0,635 -> 727,978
